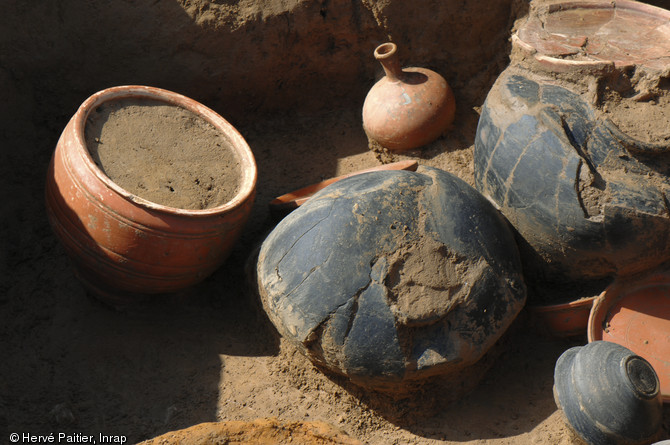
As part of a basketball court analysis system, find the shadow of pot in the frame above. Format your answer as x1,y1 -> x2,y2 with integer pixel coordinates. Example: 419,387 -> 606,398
554,341 -> 663,445
45,85 -> 257,305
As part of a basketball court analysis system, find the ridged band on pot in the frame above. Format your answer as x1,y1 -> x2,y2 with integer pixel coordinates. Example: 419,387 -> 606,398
362,42 -> 456,152
45,85 -> 257,303
255,166 -> 526,391
554,341 -> 663,445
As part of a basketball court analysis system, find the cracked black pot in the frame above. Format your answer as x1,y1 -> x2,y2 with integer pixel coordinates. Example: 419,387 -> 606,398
255,166 -> 526,391
474,2 -> 670,288
476,70 -> 670,286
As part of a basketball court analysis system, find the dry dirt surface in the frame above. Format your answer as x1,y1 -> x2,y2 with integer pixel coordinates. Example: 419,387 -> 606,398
2,0 -> 670,444
140,418 -> 365,445
86,98 -> 242,210
5,92 -> 670,445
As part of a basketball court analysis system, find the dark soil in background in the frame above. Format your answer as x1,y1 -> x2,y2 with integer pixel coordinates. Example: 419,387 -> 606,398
86,98 -> 242,210
2,0 -> 670,443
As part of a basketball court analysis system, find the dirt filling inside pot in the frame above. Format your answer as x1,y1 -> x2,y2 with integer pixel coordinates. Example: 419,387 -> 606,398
600,84 -> 670,145
85,97 -> 242,210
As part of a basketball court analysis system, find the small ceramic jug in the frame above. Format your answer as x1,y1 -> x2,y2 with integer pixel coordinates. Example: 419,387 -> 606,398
554,341 -> 663,445
362,42 -> 455,151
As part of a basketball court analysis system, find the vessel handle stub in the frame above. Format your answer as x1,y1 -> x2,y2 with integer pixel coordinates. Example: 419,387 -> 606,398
374,42 -> 403,81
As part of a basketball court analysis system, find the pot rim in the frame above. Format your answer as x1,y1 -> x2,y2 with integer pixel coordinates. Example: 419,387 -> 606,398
603,118 -> 670,154
528,296 -> 596,338
269,160 -> 419,210
72,85 -> 257,217
587,270 -> 670,403
529,295 -> 596,313
513,0 -> 670,73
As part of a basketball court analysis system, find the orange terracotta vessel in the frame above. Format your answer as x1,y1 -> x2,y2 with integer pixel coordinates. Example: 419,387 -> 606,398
362,42 -> 456,151
45,85 -> 257,304
529,296 -> 596,338
588,270 -> 670,403
269,160 -> 418,211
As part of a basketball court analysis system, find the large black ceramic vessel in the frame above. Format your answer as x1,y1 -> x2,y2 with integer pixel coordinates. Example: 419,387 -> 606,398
475,1 -> 670,287
255,166 -> 526,391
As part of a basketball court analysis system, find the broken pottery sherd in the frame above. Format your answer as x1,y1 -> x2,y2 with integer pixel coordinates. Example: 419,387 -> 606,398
269,160 -> 418,211
256,166 -> 526,391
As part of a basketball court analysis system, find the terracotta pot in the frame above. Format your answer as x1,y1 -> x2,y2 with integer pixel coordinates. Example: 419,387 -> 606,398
45,85 -> 257,304
362,42 -> 456,151
529,296 -> 595,338
587,270 -> 670,403
554,341 -> 663,444
513,0 -> 670,74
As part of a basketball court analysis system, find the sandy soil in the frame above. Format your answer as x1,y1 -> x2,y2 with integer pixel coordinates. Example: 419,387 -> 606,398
4,97 -> 669,444
86,98 -> 242,210
2,0 -> 670,444
142,418 -> 366,444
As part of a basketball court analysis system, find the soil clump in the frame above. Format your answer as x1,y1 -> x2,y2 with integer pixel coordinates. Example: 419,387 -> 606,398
601,84 -> 670,145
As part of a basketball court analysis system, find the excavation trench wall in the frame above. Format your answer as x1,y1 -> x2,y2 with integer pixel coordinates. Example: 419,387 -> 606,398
1,0 -> 519,128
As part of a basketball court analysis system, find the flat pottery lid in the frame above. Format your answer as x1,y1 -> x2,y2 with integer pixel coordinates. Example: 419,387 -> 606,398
515,1 -> 670,71
588,271 -> 670,403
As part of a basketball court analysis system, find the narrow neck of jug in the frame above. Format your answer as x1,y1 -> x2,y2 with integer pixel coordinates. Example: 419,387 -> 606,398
375,42 -> 403,82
